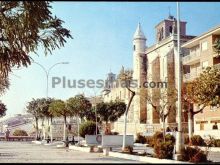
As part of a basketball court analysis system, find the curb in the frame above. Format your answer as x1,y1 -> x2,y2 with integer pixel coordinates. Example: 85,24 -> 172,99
108,151 -> 191,164
69,145 -> 92,153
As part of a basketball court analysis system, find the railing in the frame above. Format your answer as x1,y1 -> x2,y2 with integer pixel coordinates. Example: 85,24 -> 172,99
0,136 -> 35,141
182,51 -> 200,64
183,69 -> 202,81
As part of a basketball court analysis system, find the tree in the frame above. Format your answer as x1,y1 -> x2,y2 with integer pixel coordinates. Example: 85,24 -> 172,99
66,94 -> 92,121
49,99 -> 70,141
36,98 -> 54,139
13,129 -> 28,136
26,98 -> 42,140
0,1 -> 73,77
0,76 -> 9,96
96,100 -> 126,134
66,95 -> 92,141
0,100 -> 7,118
183,66 -> 220,139
118,66 -> 136,150
145,87 -> 177,142
213,38 -> 220,56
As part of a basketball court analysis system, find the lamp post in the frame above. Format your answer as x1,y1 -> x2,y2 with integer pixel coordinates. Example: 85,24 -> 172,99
33,61 -> 69,142
175,2 -> 183,160
34,61 -> 69,98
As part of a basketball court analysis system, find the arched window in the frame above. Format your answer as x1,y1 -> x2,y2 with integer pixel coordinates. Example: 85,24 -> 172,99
169,26 -> 173,34
133,45 -> 136,51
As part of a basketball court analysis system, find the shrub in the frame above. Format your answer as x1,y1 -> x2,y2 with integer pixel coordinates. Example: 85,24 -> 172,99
79,121 -> 97,138
123,146 -> 133,154
165,133 -> 175,144
112,132 -> 119,135
154,140 -> 174,159
214,139 -> 220,147
151,131 -> 163,147
145,136 -> 153,146
135,133 -> 146,144
13,129 -> 28,136
190,135 -> 205,146
106,131 -> 119,135
152,132 -> 176,159
181,146 -> 207,163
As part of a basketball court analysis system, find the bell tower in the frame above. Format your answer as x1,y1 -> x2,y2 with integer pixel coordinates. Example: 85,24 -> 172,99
133,23 -> 147,123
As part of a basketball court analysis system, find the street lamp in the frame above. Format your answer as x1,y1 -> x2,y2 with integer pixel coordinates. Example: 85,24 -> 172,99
33,61 -> 69,142
33,61 -> 69,98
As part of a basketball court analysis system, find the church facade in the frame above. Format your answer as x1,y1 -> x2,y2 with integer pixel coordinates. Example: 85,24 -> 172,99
103,16 -> 195,136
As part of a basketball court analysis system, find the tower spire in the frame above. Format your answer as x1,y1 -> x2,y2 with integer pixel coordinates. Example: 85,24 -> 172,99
133,22 -> 146,40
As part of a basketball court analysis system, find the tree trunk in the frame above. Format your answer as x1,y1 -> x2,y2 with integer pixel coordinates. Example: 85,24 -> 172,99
35,117 -> 39,140
162,116 -> 166,143
105,121 -> 109,135
122,90 -> 135,150
77,116 -> 80,145
42,117 -> 45,140
50,116 -> 53,143
188,110 -> 194,140
63,115 -> 67,141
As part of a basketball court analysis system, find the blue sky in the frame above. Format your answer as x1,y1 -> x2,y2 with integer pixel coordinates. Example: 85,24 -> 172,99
1,2 -> 220,119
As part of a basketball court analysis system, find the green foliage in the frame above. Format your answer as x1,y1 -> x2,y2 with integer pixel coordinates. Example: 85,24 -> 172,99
13,129 -> 28,136
213,139 -> 220,147
213,38 -> 220,56
79,121 -> 97,138
0,76 -> 9,96
154,140 -> 174,159
193,67 -> 220,108
122,146 -> 133,154
135,133 -> 146,144
190,135 -> 205,146
0,101 -> 7,118
96,100 -> 126,123
26,98 -> 41,118
151,131 -> 164,147
49,99 -> 69,118
66,95 -> 92,119
181,146 -> 207,163
152,132 -> 175,159
0,1 -> 73,77
145,136 -> 153,147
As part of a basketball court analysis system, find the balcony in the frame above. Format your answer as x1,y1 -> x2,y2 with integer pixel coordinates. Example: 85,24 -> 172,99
182,51 -> 201,65
183,69 -> 202,82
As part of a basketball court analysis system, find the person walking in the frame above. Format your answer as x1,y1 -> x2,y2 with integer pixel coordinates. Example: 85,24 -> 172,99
5,129 -> 10,141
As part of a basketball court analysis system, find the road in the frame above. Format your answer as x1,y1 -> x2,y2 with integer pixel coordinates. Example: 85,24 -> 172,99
0,141 -> 143,163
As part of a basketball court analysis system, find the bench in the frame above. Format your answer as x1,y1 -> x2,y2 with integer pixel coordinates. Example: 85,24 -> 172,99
84,135 -> 134,155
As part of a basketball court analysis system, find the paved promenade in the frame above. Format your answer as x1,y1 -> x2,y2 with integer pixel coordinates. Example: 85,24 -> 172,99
0,141 -> 143,163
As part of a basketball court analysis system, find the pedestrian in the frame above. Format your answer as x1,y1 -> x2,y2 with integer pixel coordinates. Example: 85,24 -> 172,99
5,129 -> 10,141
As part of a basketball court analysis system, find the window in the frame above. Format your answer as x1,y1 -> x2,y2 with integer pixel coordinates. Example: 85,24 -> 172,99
133,45 -> 136,51
169,26 -> 173,35
200,123 -> 204,130
201,41 -> 208,51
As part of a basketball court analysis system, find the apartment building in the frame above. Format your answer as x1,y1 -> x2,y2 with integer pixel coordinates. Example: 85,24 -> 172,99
182,25 -> 220,139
